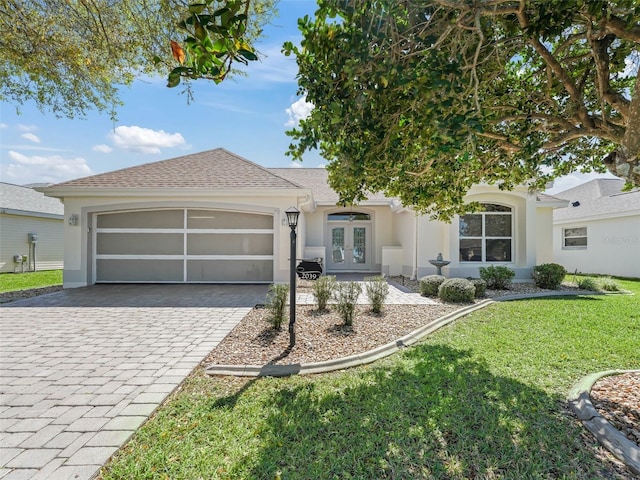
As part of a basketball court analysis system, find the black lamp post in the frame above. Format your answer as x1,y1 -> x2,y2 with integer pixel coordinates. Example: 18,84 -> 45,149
285,206 -> 300,348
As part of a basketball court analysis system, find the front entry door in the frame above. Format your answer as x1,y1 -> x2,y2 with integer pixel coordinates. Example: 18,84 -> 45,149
328,223 -> 370,270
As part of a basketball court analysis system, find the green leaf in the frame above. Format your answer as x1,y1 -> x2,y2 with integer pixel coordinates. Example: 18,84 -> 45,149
238,49 -> 258,61
167,70 -> 182,88
188,3 -> 206,14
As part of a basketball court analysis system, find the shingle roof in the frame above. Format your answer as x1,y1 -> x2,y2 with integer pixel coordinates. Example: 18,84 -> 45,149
49,148 -> 302,190
269,168 -> 390,203
0,182 -> 64,216
536,192 -> 565,203
553,178 -> 640,222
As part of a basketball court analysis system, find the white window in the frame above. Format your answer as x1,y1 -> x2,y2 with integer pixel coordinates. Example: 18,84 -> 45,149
563,227 -> 587,249
459,203 -> 513,262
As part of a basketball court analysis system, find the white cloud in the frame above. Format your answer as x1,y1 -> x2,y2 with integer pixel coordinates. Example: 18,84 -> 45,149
21,133 -> 41,143
545,171 -> 617,195
17,124 -> 37,132
624,54 -> 639,77
108,125 -> 186,154
0,123 -> 7,129
93,144 -> 113,153
2,150 -> 94,185
289,161 -> 303,168
285,96 -> 314,127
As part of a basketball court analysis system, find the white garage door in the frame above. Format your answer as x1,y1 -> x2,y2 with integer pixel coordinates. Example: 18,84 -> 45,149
95,209 -> 273,283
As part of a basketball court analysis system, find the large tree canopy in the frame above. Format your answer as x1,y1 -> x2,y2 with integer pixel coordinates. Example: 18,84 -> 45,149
284,0 -> 640,218
0,0 -> 273,118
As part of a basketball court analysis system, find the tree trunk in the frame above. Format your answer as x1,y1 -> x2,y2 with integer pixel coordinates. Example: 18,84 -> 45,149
605,73 -> 640,186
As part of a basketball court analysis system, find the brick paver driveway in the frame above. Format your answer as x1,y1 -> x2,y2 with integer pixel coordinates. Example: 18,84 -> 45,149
0,284 -> 267,480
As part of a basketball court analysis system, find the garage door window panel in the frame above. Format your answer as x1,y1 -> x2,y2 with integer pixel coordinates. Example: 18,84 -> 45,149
187,210 -> 272,229
98,210 -> 183,229
97,259 -> 183,282
187,260 -> 273,282
187,233 -> 273,255
97,233 -> 183,255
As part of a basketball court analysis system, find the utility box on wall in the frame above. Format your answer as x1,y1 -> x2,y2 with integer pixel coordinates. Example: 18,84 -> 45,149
28,233 -> 38,243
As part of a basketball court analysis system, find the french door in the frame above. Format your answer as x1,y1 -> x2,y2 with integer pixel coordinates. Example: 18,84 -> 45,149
327,223 -> 371,271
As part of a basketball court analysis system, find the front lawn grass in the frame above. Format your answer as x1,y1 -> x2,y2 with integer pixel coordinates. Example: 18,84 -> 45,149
0,270 -> 62,293
100,278 -> 639,480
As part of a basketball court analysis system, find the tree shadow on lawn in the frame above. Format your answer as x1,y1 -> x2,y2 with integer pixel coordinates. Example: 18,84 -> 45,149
230,344 -> 621,479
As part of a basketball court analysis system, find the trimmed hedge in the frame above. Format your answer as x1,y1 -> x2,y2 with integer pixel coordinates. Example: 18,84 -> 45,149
532,263 -> 566,289
479,265 -> 515,290
470,278 -> 487,298
420,275 -> 445,297
438,278 -> 476,303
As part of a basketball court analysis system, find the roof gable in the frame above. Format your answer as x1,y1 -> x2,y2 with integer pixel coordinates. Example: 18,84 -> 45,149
50,148 -> 302,190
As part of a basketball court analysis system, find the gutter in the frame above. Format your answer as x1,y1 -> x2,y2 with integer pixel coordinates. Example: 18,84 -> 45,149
0,208 -> 64,220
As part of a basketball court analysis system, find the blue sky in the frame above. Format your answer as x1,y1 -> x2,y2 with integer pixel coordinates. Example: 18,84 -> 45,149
0,0 -> 613,193
0,1 -> 321,186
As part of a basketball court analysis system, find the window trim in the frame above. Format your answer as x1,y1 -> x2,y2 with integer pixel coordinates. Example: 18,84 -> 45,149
562,226 -> 588,250
459,203 -> 514,263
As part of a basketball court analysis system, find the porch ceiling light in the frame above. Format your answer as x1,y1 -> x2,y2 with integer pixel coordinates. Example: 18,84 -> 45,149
285,206 -> 300,228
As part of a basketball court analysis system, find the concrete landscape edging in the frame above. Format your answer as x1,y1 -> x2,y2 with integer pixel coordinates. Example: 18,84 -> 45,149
205,290 -> 604,378
568,369 -> 640,476
206,299 -> 496,377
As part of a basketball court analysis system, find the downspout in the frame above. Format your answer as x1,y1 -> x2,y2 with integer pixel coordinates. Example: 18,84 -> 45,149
412,213 -> 419,280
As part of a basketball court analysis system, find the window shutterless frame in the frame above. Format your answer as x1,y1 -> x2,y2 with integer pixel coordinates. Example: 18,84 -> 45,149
562,227 -> 587,249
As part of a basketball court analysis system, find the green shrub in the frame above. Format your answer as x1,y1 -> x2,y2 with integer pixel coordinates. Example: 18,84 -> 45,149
438,278 -> 476,303
532,263 -> 566,289
334,281 -> 362,326
364,275 -> 389,314
597,276 -> 621,292
265,283 -> 289,330
470,278 -> 487,298
312,275 -> 336,311
420,275 -> 445,297
479,265 -> 515,290
576,277 -> 599,291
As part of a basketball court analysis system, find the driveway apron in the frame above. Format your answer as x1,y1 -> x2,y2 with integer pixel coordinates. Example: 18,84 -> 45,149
0,284 -> 267,480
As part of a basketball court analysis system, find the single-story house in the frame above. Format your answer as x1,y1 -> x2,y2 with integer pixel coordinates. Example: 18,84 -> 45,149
0,182 -> 64,273
39,148 -> 567,288
552,178 -> 640,278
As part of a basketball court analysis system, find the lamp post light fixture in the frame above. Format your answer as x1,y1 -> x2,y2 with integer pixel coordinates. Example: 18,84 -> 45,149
285,206 -> 300,347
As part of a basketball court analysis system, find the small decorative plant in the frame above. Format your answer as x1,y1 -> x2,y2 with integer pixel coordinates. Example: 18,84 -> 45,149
364,275 -> 389,314
334,281 -> 362,326
597,276 -> 621,292
265,283 -> 289,330
576,277 -> 599,291
532,263 -> 566,289
469,278 -> 487,298
479,265 -> 515,290
312,275 -> 336,311
420,275 -> 445,297
438,278 -> 476,303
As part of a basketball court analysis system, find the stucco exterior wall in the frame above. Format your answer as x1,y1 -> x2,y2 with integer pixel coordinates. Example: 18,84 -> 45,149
553,214 -> 640,278
535,208 -> 555,264
0,213 -> 64,273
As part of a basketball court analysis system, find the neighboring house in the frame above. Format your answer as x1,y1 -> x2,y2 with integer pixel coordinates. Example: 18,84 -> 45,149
552,179 -> 640,278
39,148 -> 566,288
0,182 -> 64,273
